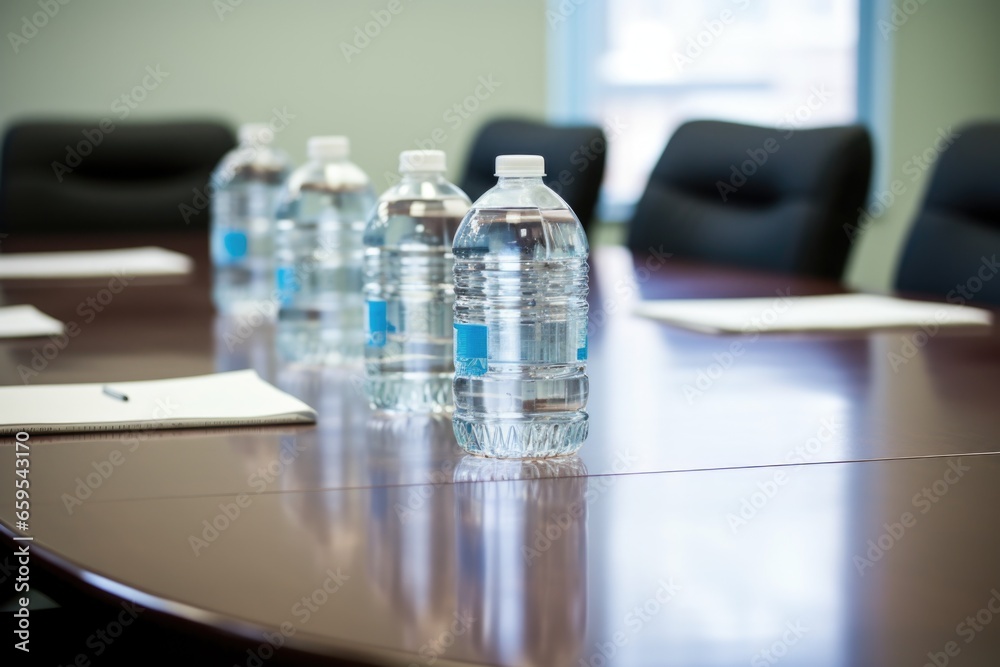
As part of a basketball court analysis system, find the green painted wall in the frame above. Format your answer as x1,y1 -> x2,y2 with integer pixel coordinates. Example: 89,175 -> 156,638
0,0 -> 547,187
4,0 -> 998,276
846,0 -> 1000,290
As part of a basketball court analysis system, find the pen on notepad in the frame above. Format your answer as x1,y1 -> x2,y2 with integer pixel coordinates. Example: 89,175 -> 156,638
102,386 -> 128,402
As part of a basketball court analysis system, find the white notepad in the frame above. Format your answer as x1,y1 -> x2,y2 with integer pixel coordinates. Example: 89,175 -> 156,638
0,305 -> 64,338
0,370 -> 317,435
0,246 -> 192,279
632,293 -> 994,334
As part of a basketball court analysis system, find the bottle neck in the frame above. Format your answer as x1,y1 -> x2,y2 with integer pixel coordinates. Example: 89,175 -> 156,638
497,175 -> 544,187
401,170 -> 446,182
310,155 -> 348,164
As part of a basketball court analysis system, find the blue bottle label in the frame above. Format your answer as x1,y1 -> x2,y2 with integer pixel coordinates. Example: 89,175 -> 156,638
275,265 -> 299,305
455,323 -> 488,376
367,299 -> 387,348
577,323 -> 588,361
223,231 -> 248,259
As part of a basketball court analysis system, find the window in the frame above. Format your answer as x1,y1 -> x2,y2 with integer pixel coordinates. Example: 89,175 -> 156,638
549,0 -> 860,221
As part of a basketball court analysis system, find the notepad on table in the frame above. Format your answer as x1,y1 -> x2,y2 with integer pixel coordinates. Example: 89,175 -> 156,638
0,305 -> 64,338
0,246 -> 192,279
632,293 -> 993,334
0,370 -> 316,435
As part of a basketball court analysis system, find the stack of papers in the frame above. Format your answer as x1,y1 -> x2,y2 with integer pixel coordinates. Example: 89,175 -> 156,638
0,246 -> 192,279
0,370 -> 316,435
0,305 -> 64,338
632,293 -> 993,334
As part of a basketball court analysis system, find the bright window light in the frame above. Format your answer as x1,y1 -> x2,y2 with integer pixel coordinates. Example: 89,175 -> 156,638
550,0 -> 860,220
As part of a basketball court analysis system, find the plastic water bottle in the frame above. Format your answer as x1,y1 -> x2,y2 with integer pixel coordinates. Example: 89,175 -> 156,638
274,136 -> 376,364
452,155 -> 590,458
210,123 -> 291,313
363,150 -> 471,412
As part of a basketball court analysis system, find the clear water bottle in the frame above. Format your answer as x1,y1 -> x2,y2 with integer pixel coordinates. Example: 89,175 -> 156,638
210,123 -> 291,313
274,136 -> 376,365
452,155 -> 590,458
363,150 -> 471,412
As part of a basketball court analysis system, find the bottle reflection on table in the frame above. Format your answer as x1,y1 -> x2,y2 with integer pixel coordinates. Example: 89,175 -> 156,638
273,366 -> 371,568
365,412 -> 465,651
455,456 -> 589,667
213,312 -> 279,382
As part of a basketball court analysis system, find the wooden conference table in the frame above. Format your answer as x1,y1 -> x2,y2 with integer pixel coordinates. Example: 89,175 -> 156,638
2,231 -> 1000,666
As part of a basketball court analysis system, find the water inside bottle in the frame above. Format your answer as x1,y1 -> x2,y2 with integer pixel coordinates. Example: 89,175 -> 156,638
452,207 -> 589,458
364,197 -> 468,411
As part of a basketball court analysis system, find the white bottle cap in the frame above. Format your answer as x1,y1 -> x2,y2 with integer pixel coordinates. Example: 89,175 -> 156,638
238,123 -> 274,145
399,150 -> 446,173
495,154 -> 545,177
307,136 -> 350,160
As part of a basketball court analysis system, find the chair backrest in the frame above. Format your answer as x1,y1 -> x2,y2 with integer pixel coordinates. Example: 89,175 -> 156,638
0,120 -> 236,232
895,122 -> 1000,305
460,118 -> 606,236
626,120 -> 873,279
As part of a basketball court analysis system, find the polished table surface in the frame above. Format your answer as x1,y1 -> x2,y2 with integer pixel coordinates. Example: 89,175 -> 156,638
2,232 -> 1000,666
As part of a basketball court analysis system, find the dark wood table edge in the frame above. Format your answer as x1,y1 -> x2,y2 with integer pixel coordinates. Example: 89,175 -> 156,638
8,450 -> 1000,665
0,522 -> 483,667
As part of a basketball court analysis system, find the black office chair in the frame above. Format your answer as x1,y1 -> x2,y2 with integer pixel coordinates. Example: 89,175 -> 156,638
895,122 -> 1000,305
0,120 -> 236,232
626,120 -> 873,279
460,118 -> 607,236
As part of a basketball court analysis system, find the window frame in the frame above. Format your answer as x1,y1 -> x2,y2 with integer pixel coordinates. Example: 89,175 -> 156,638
546,0 -> 887,223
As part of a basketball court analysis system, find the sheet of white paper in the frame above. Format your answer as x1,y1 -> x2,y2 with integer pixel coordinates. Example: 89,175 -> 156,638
0,305 -> 64,338
0,370 -> 317,435
632,293 -> 994,334
0,246 -> 192,279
